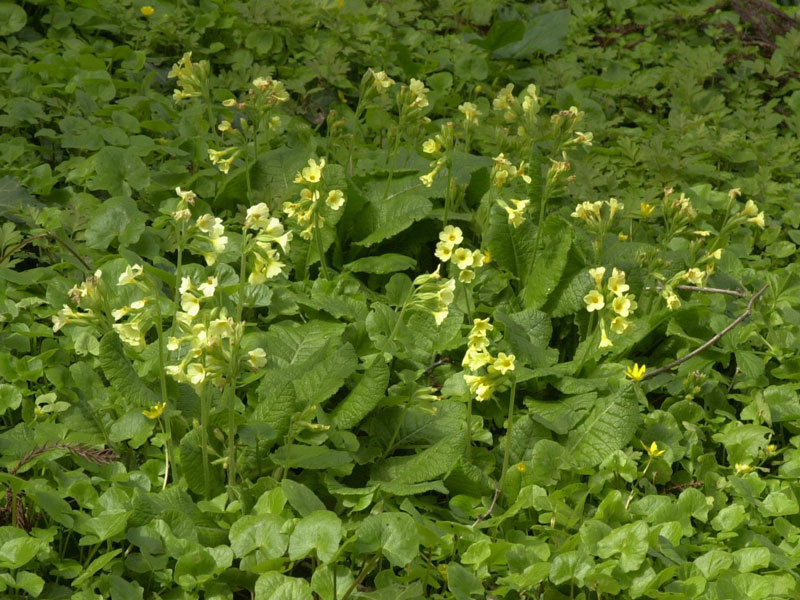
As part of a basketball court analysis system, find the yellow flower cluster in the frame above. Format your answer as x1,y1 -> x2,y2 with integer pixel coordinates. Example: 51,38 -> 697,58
406,268 -> 457,326
67,269 -> 103,308
172,187 -> 196,222
370,70 -> 395,95
106,264 -> 152,349
190,212 -> 228,266
497,198 -> 529,228
167,52 -> 210,103
434,225 -> 489,283
283,158 -> 346,240
419,123 -> 453,188
583,266 -> 638,349
462,318 -> 516,402
740,199 -> 765,229
458,102 -> 481,125
491,153 -> 532,190
207,147 -> 239,175
571,198 -> 623,223
244,202 -> 292,284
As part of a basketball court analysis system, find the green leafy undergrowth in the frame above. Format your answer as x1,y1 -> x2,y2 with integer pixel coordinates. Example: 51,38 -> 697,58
2,0 -> 800,599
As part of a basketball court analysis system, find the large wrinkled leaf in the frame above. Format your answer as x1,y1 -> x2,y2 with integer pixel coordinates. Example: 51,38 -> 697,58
566,384 -> 639,468
331,359 -> 390,429
99,333 -> 160,408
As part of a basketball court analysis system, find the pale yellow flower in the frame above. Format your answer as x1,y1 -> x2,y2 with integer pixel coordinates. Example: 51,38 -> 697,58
422,139 -> 440,154
326,189 -> 345,210
118,264 -> 143,286
589,267 -> 605,288
665,292 -> 681,310
408,78 -> 429,109
181,293 -> 200,317
452,247 -> 474,270
741,199 -> 759,217
439,225 -> 463,245
245,203 -> 271,230
684,268 -> 705,286
459,269 -> 475,283
606,198 -> 623,218
372,70 -> 395,93
488,352 -> 516,375
471,318 -> 493,336
434,241 -> 454,262
607,268 -> 629,296
458,102 -> 481,124
748,212 -> 765,228
612,295 -> 632,318
599,325 -> 613,349
583,290 -> 605,312
113,322 -> 145,348
247,348 -> 267,369
187,363 -> 206,385
198,276 -> 218,297
462,346 -> 492,371
610,316 -> 630,335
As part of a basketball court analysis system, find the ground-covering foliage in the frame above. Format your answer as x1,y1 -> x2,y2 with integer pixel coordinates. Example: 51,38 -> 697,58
2,0 -> 800,598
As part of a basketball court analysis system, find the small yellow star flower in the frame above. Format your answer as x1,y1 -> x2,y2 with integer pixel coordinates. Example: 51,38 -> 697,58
140,5 -> 155,16
142,402 -> 166,419
642,440 -> 665,458
735,463 -> 755,474
640,202 -> 655,217
626,363 -> 646,381
517,462 -> 527,472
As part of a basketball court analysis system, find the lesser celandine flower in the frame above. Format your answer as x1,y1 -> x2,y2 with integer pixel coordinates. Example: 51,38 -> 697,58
143,402 -> 166,419
640,202 -> 655,216
140,5 -> 155,16
626,363 -> 646,381
735,463 -> 755,474
642,440 -> 664,458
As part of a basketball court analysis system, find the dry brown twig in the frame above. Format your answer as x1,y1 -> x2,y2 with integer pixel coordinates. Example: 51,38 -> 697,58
644,283 -> 769,380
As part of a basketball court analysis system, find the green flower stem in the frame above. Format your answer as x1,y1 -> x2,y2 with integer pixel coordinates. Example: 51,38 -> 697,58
377,287 -> 414,357
346,99 -> 366,177
465,395 -> 473,461
200,381 -> 212,498
314,220 -> 330,280
500,377 -> 517,494
152,287 -> 173,489
169,222 -> 186,337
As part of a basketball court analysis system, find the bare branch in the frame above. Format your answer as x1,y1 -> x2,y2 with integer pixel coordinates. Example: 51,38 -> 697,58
644,284 -> 769,380
472,485 -> 501,527
645,284 -> 747,298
